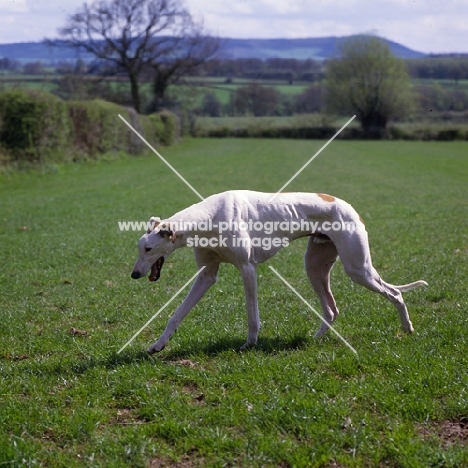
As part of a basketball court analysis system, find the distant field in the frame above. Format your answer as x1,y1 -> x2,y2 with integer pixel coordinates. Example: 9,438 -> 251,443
2,73 -> 467,109
190,78 -> 310,104
412,78 -> 468,90
0,74 -> 59,92
1,139 -> 468,467
0,75 -> 309,106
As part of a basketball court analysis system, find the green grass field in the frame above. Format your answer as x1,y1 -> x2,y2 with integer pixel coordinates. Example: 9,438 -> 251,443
1,138 -> 468,467
197,80 -> 310,104
0,74 -> 310,107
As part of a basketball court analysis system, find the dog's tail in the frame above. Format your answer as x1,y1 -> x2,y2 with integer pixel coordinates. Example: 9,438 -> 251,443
394,280 -> 428,293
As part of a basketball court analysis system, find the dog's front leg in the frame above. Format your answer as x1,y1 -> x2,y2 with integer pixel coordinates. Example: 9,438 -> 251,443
239,263 -> 260,351
147,262 -> 219,354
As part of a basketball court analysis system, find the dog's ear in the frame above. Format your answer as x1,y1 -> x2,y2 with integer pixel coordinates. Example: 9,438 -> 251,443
158,223 -> 176,243
147,216 -> 161,233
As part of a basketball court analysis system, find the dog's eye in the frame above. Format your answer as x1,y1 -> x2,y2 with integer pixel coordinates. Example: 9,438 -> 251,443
145,247 -> 152,252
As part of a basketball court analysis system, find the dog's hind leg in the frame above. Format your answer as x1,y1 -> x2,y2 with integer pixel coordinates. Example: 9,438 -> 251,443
304,237 -> 339,337
336,230 -> 416,333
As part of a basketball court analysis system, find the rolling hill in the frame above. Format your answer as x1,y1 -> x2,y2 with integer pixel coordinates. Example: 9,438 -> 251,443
0,35 -> 425,64
218,36 -> 425,60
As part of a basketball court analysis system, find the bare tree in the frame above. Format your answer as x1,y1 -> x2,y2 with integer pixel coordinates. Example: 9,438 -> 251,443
149,29 -> 220,111
58,0 -> 218,113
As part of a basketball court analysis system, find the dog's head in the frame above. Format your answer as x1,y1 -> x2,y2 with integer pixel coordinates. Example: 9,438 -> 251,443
130,216 -> 177,282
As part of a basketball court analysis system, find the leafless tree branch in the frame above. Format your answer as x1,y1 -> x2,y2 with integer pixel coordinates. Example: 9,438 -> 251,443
56,0 -> 219,113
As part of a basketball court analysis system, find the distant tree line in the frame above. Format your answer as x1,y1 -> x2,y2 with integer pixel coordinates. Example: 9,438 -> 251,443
0,56 -> 325,83
201,56 -> 468,82
198,58 -> 324,82
407,56 -> 468,81
4,55 -> 468,84
197,83 -> 468,119
0,58 -> 20,71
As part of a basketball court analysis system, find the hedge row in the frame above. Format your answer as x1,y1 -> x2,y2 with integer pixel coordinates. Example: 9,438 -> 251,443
196,125 -> 468,141
0,89 -> 178,165
387,123 -> 468,141
192,116 -> 468,141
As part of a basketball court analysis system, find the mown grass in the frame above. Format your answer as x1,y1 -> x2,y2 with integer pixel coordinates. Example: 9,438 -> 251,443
1,139 -> 467,467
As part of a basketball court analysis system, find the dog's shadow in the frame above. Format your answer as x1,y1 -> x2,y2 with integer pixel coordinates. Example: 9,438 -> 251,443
40,334 -> 313,376
159,333 -> 311,361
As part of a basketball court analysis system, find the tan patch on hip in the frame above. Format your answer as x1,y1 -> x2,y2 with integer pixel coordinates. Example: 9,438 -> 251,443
317,193 -> 336,202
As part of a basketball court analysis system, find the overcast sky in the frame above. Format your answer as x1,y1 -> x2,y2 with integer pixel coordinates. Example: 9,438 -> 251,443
0,0 -> 467,54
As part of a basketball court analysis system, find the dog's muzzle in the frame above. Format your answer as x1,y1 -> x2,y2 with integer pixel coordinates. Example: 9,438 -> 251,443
149,256 -> 165,282
131,257 -> 164,281
131,270 -> 142,279
131,257 -> 165,282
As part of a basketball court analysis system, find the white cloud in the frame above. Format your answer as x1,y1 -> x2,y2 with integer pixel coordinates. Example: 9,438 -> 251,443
0,0 -> 28,13
190,0 -> 468,53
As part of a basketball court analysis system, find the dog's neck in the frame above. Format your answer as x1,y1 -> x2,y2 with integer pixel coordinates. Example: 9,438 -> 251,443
165,210 -> 212,248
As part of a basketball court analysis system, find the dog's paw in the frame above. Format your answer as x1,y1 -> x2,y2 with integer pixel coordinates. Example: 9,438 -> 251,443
314,324 -> 331,337
147,342 -> 166,354
239,341 -> 256,351
402,323 -> 415,334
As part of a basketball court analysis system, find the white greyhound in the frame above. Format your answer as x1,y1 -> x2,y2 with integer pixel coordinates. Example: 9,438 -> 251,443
130,190 -> 427,354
